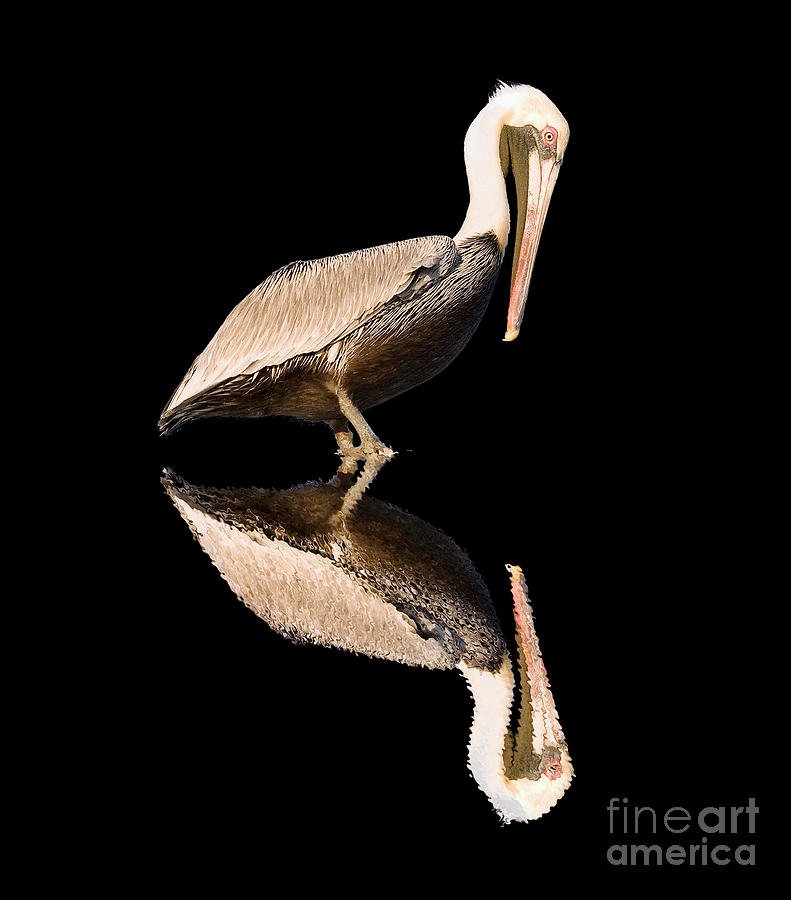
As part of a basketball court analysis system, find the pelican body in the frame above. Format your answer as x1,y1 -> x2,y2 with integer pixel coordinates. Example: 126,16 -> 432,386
159,84 -> 569,454
163,467 -> 573,821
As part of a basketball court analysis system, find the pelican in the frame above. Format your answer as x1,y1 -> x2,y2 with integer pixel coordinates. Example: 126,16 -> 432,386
162,466 -> 573,822
159,83 -> 569,455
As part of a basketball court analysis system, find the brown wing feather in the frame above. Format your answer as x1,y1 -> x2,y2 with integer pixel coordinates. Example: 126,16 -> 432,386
165,235 -> 460,412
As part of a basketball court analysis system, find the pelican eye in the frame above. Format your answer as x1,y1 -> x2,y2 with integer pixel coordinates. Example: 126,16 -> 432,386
540,126 -> 558,148
542,757 -> 562,780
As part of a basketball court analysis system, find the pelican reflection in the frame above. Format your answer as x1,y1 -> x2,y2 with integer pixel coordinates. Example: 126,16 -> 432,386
162,461 -> 572,822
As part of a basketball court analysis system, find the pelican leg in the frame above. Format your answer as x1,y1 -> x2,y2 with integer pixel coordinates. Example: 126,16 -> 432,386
335,386 -> 395,458
329,418 -> 361,474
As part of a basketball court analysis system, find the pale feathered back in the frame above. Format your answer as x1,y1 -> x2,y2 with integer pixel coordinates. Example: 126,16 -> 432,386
165,235 -> 460,411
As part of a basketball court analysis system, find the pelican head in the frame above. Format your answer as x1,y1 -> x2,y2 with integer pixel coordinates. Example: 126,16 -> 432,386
456,82 -> 569,343
496,84 -> 569,342
462,564 -> 573,822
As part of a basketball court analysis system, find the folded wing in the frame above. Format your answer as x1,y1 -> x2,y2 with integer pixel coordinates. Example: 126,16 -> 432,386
164,235 -> 460,412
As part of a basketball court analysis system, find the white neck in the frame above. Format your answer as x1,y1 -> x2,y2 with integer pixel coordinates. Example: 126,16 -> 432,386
459,657 -> 573,822
453,100 -> 510,251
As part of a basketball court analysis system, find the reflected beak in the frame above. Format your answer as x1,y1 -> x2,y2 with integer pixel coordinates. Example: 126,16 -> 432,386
506,564 -> 566,755
502,130 -> 562,342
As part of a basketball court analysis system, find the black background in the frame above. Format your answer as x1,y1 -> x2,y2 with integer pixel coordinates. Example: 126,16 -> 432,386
81,16 -> 773,887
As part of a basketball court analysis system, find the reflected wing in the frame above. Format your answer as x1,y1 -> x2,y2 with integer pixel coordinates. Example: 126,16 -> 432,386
165,235 -> 460,411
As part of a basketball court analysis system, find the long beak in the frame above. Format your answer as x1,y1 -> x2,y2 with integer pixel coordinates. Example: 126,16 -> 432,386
506,564 -> 566,760
503,136 -> 561,342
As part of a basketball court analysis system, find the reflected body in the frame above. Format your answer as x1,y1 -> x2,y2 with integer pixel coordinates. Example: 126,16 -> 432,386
163,464 -> 573,821
159,84 -> 569,456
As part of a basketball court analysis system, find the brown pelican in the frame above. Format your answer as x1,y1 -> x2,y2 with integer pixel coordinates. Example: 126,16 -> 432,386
162,465 -> 573,821
159,83 -> 569,456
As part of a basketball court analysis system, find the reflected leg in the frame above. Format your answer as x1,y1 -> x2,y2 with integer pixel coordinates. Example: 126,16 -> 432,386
329,453 -> 390,525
